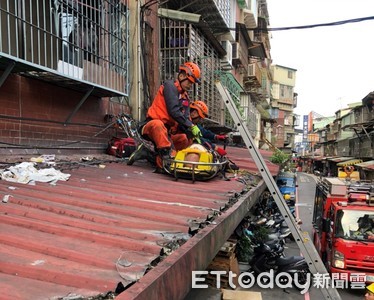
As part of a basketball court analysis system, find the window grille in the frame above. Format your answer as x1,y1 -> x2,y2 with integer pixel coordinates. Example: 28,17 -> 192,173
0,0 -> 129,96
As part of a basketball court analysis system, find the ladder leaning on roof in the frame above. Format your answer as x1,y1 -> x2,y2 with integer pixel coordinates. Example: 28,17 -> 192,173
215,81 -> 342,300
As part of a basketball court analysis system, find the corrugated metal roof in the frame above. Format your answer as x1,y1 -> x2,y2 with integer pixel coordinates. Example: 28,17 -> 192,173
0,146 -> 278,300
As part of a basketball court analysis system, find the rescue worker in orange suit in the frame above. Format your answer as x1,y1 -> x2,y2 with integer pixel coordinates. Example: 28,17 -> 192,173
189,100 -> 228,157
127,62 -> 202,168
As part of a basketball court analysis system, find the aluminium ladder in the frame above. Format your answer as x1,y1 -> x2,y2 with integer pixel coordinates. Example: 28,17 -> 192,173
216,81 -> 341,300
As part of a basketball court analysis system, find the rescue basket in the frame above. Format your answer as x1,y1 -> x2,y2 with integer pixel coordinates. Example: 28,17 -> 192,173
165,144 -> 229,182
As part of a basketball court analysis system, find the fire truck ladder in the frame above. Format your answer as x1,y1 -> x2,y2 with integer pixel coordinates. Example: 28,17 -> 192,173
216,81 -> 341,300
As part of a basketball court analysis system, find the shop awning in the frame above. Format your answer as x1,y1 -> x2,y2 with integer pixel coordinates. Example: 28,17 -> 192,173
324,156 -> 335,160
328,157 -> 354,163
336,159 -> 363,167
355,160 -> 374,170
312,156 -> 325,161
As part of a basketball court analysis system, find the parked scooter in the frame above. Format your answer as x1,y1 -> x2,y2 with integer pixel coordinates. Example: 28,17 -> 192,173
257,194 -> 302,226
249,242 -> 311,291
250,216 -> 291,242
235,218 -> 288,253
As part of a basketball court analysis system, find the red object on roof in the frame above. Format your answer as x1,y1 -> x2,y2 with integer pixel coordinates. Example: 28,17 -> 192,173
0,146 -> 278,300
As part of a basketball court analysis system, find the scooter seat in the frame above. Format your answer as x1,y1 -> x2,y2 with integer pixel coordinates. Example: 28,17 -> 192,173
276,255 -> 303,266
273,218 -> 284,225
265,239 -> 279,246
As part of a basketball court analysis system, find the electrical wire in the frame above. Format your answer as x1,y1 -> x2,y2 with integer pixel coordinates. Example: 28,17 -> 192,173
210,16 -> 374,32
267,16 -> 374,31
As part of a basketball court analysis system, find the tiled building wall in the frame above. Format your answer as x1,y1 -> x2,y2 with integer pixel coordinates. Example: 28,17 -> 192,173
0,75 -> 130,155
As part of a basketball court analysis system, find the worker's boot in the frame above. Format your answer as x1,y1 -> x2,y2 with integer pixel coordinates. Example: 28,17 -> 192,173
155,148 -> 176,171
127,143 -> 148,165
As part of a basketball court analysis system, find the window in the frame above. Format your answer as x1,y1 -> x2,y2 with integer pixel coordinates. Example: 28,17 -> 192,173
313,186 -> 325,238
288,70 -> 293,79
335,210 -> 374,242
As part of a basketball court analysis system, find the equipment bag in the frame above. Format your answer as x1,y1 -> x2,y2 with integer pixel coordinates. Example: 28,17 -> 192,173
107,137 -> 136,158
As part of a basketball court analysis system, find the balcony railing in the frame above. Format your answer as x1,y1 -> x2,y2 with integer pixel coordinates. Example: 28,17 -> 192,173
354,106 -> 374,123
243,0 -> 258,28
0,0 -> 129,97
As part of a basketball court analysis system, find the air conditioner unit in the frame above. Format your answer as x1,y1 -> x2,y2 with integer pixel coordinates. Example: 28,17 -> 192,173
220,40 -> 233,70
232,42 -> 240,60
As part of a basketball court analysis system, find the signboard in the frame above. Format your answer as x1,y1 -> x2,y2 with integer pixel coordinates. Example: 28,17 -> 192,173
302,115 -> 308,142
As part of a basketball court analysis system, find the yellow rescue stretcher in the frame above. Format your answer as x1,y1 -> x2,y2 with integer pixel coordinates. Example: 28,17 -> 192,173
164,144 -> 229,182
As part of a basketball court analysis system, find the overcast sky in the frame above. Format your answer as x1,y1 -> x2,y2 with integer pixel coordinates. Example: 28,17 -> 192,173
266,0 -> 374,118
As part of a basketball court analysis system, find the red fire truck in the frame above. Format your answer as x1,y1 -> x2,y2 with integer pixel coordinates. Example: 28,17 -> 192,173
312,177 -> 374,282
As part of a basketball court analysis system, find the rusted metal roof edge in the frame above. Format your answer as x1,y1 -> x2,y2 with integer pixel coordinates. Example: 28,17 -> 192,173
117,180 -> 267,300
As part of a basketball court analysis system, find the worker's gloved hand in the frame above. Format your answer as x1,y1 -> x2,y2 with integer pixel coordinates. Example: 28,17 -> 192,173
190,125 -> 202,144
190,125 -> 202,137
215,134 -> 227,141
190,125 -> 201,136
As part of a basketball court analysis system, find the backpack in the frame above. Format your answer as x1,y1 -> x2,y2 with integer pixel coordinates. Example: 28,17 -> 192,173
107,137 -> 136,158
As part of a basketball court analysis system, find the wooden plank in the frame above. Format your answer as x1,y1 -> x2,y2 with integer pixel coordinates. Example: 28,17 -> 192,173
214,254 -> 235,263
206,279 -> 230,289
222,289 -> 262,300
207,263 -> 230,272
218,241 -> 237,256
229,256 -> 240,288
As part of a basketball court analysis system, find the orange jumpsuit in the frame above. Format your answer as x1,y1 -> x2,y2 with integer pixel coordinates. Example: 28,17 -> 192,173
142,79 -> 193,152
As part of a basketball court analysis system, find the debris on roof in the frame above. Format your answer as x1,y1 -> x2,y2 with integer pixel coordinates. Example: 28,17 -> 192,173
0,162 -> 71,185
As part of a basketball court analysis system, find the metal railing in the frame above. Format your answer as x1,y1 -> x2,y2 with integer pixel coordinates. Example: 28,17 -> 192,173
0,0 -> 129,96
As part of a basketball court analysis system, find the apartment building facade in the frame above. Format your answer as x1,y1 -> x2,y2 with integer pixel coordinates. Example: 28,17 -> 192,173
306,92 -> 374,179
270,64 -> 299,150
0,0 -> 295,155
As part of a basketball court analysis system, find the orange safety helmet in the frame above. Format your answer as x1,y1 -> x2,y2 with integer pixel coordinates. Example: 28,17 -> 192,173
179,62 -> 201,84
190,100 -> 209,118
